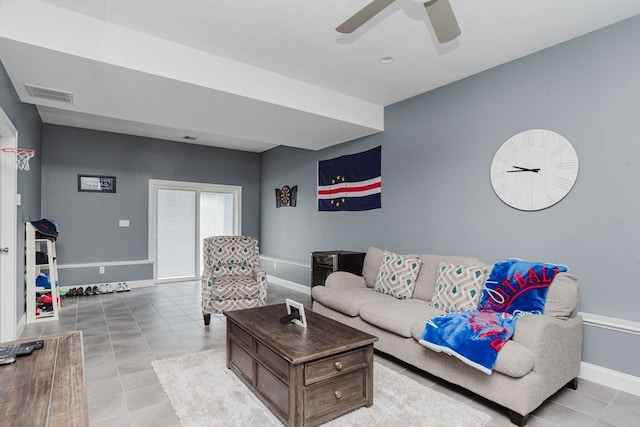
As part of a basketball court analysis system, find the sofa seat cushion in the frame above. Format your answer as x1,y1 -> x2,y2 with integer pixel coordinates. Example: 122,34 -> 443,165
359,299 -> 442,338
409,317 -> 534,378
311,287 -> 389,317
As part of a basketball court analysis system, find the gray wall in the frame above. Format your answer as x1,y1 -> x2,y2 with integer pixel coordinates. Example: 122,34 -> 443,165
0,59 -> 42,324
260,17 -> 640,376
41,125 -> 261,285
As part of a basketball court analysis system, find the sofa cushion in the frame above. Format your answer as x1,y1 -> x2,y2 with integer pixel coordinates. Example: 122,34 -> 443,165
362,246 -> 384,288
409,317 -> 534,378
430,263 -> 488,313
374,251 -> 422,300
544,273 -> 579,319
413,254 -> 486,302
325,271 -> 367,289
360,298 -> 441,338
311,287 -> 389,317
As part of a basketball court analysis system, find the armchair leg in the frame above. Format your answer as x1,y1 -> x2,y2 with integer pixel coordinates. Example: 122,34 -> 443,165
508,410 -> 530,426
566,377 -> 578,390
203,313 -> 211,326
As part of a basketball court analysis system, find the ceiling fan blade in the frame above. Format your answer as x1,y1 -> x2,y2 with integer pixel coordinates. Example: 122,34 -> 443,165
424,0 -> 461,43
336,0 -> 396,34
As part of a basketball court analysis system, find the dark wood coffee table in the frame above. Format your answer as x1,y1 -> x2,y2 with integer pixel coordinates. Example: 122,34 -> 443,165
225,304 -> 378,427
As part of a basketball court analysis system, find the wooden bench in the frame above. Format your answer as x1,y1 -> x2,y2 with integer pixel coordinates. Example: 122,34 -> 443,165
0,331 -> 88,426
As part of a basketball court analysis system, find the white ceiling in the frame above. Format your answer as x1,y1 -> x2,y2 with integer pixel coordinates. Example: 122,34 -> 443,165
1,0 -> 638,152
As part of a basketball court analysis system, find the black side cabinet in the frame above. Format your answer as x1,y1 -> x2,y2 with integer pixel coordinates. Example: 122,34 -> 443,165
311,250 -> 366,288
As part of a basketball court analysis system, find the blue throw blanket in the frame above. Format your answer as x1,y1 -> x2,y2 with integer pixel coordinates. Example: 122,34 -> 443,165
419,259 -> 567,374
419,310 -> 519,375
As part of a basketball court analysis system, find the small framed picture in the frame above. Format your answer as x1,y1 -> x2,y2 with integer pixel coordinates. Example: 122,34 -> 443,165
285,298 -> 307,328
78,175 -> 116,193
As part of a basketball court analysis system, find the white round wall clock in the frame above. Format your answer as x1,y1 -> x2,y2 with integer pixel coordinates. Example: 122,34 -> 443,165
490,129 -> 579,211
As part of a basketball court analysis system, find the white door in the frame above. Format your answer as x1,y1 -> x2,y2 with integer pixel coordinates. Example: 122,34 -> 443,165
0,107 -> 18,342
149,179 -> 241,283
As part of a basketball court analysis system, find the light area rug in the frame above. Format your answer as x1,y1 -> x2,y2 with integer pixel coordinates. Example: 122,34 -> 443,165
152,348 -> 491,427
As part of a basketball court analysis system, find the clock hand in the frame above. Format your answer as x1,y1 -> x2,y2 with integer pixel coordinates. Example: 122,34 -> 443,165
508,166 -> 540,173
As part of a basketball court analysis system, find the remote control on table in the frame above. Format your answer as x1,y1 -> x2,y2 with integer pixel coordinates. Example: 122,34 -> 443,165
0,340 -> 45,359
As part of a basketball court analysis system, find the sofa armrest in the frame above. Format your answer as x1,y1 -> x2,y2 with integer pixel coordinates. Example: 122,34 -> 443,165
324,271 -> 367,289
512,314 -> 583,397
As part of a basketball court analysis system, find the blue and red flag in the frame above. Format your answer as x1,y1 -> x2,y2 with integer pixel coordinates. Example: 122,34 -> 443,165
317,146 -> 381,211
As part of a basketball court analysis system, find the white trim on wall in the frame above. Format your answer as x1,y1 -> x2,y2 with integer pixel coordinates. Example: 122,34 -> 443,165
57,259 -> 153,269
579,311 -> 640,336
580,362 -> 640,397
268,276 -> 311,295
260,255 -> 310,269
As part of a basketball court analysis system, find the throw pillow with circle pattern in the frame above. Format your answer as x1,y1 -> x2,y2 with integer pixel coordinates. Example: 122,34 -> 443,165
430,263 -> 487,312
374,251 -> 422,300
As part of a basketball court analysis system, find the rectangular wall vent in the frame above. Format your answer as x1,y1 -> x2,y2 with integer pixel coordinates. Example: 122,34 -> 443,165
25,84 -> 74,104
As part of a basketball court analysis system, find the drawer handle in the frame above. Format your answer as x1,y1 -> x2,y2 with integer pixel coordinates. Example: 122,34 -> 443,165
334,390 -> 342,399
334,361 -> 343,370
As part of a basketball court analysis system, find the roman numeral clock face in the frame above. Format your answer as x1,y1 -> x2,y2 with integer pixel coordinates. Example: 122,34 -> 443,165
490,129 -> 579,211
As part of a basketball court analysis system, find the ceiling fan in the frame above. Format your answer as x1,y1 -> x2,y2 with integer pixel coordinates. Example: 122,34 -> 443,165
336,0 -> 461,44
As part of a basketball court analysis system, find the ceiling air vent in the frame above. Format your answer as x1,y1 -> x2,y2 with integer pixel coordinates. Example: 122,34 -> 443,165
25,84 -> 74,104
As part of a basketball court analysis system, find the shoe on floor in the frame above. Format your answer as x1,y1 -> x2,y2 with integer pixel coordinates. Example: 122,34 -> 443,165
123,282 -> 131,292
116,283 -> 124,292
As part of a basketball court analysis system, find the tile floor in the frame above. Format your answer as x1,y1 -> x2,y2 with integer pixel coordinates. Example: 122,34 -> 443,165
20,282 -> 639,427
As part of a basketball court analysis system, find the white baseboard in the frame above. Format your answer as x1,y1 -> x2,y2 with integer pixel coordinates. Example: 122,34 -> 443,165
580,362 -> 640,396
59,279 -> 155,292
268,276 -> 311,295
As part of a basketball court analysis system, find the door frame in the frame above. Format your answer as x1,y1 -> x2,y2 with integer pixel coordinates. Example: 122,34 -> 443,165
0,107 -> 18,341
148,179 -> 242,283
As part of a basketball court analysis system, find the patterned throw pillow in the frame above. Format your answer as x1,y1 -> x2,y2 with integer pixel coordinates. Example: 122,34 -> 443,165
374,251 -> 422,300
430,263 -> 487,313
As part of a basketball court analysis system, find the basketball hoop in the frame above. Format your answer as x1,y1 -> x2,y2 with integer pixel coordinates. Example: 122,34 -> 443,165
2,147 -> 36,171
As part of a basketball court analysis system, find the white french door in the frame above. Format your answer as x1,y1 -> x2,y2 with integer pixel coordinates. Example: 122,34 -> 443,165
149,179 -> 241,283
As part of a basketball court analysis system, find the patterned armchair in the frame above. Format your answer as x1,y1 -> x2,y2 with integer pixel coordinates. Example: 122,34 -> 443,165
201,235 -> 267,325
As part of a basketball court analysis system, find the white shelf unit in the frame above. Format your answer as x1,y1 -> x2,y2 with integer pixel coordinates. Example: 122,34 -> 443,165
25,222 -> 60,323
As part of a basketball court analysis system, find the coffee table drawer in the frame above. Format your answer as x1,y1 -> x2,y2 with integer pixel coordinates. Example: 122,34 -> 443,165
304,370 -> 366,423
305,348 -> 368,385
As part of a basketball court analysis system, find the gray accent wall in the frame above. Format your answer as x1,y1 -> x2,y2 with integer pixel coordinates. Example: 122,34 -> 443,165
0,59 -> 42,325
260,17 -> 640,376
41,125 -> 261,285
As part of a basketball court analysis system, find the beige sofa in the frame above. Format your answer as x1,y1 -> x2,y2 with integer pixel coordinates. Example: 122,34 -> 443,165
311,246 -> 582,426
